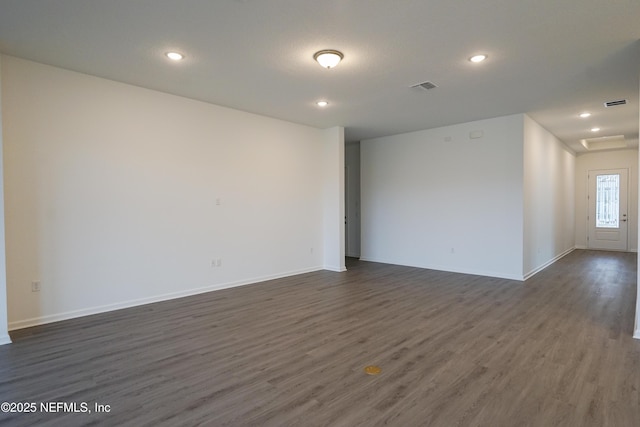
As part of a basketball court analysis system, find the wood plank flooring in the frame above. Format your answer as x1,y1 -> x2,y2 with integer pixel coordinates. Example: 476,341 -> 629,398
0,250 -> 639,426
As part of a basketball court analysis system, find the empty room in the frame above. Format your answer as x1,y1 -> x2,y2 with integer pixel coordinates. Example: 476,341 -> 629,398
0,1 -> 639,426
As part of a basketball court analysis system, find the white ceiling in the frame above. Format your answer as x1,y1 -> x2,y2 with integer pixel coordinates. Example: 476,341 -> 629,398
0,0 -> 638,151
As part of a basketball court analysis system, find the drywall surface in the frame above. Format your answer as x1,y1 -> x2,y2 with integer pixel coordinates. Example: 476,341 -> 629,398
0,56 -> 10,344
2,55 -> 337,328
322,126 -> 346,272
523,115 -> 576,278
636,80 -> 640,339
361,114 -> 524,280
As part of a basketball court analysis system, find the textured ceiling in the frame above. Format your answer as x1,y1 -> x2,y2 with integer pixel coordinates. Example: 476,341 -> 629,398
0,0 -> 638,151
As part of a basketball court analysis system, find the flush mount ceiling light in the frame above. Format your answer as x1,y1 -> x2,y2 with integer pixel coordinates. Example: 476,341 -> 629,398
314,50 -> 343,69
591,127 -> 601,132
469,54 -> 487,63
579,112 -> 591,118
316,100 -> 329,107
165,52 -> 184,61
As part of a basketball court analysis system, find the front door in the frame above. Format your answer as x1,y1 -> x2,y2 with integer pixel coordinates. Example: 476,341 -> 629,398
588,169 -> 628,251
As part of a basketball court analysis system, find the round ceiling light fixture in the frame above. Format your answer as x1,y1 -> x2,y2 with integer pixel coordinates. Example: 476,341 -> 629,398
590,127 -> 600,132
469,54 -> 487,63
165,52 -> 184,61
316,100 -> 329,107
314,50 -> 343,69
579,112 -> 591,118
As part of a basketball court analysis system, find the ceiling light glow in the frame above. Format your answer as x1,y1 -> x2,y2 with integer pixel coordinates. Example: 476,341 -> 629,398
591,127 -> 600,132
165,52 -> 184,61
579,112 -> 591,118
314,50 -> 343,69
316,100 -> 329,107
469,54 -> 487,63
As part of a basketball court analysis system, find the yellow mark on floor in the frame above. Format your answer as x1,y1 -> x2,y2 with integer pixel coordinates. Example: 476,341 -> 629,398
364,365 -> 382,375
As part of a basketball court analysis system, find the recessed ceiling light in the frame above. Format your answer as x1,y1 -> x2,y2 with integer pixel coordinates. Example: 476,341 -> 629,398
579,112 -> 591,118
591,127 -> 600,132
165,52 -> 184,61
314,50 -> 343,69
316,100 -> 329,107
469,54 -> 487,63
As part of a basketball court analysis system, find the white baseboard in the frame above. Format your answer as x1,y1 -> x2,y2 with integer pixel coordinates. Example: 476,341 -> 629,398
574,245 -> 637,253
361,247 -> 577,281
634,330 -> 640,340
523,247 -> 575,281
8,265 -> 324,331
0,333 -> 12,345
358,257 -> 524,281
324,265 -> 347,272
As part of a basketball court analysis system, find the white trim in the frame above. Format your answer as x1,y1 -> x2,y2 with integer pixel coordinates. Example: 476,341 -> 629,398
634,330 -> 640,340
8,266 -> 324,331
587,168 -> 630,252
358,257 -> 524,281
0,334 -> 11,345
523,247 -> 575,280
580,248 -> 634,253
574,245 -> 588,250
324,265 -> 347,272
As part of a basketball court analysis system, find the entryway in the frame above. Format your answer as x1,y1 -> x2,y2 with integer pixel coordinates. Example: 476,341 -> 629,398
588,168 -> 628,251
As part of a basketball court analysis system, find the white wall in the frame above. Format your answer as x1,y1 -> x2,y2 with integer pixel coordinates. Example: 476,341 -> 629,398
523,115 -> 576,278
322,126 -> 346,272
575,149 -> 638,251
361,114 -> 525,280
345,142 -> 361,257
0,56 -> 10,344
2,55 -> 342,329
636,74 -> 640,339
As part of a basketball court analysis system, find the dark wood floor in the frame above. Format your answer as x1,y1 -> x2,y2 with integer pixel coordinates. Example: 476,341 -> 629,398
1,250 -> 639,426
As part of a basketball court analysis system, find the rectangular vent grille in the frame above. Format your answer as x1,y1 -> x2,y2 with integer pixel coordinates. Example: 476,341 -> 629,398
411,81 -> 437,90
604,99 -> 626,107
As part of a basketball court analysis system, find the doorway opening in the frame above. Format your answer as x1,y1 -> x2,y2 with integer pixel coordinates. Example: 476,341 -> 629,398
345,141 -> 361,260
588,168 -> 629,251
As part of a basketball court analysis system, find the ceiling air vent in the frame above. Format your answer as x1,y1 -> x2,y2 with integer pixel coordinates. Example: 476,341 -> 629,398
604,99 -> 626,107
411,81 -> 438,90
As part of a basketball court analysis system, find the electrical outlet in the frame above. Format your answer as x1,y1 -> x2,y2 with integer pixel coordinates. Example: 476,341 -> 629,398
216,259 -> 222,267
31,281 -> 41,292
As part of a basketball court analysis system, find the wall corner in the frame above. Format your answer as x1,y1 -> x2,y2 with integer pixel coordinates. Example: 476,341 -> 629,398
0,54 -> 11,344
322,126 -> 346,272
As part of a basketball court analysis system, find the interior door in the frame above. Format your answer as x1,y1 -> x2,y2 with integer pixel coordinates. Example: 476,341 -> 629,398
588,168 -> 628,251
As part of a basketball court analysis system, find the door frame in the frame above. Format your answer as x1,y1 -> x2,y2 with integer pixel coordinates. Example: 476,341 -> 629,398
587,168 -> 629,251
